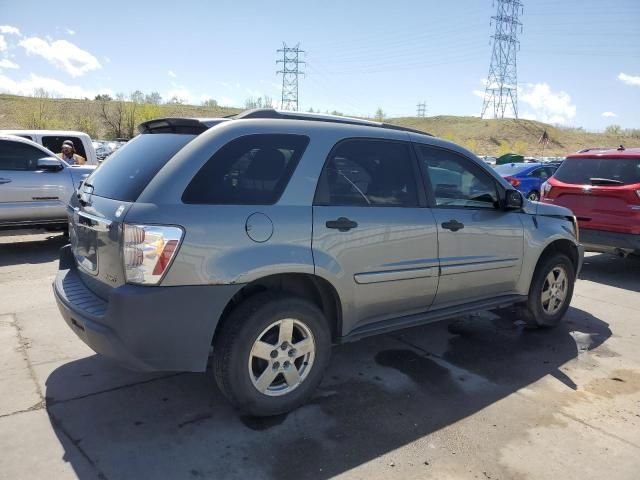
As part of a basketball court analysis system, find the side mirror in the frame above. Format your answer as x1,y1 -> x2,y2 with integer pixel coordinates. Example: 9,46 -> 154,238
504,189 -> 523,209
37,157 -> 64,172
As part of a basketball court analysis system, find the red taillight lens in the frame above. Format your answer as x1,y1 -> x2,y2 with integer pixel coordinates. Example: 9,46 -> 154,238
152,239 -> 179,275
505,176 -> 521,187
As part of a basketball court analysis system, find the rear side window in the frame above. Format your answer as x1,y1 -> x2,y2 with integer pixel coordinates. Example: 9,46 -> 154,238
0,140 -> 45,170
183,134 -> 309,205
85,133 -> 195,201
314,139 -> 418,207
42,136 -> 87,159
554,157 -> 640,185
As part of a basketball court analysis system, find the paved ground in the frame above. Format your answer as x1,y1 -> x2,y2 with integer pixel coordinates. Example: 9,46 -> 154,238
0,231 -> 639,480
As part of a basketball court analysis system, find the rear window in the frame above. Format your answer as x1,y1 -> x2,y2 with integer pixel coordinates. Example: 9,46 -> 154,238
85,133 -> 195,201
554,157 -> 640,185
494,163 -> 531,175
182,134 -> 309,205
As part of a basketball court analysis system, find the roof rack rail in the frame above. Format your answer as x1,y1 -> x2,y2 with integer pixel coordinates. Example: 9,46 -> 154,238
232,109 -> 433,136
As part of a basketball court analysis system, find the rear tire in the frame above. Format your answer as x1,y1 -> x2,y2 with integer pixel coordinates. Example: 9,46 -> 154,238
212,292 -> 331,416
523,253 -> 575,328
527,190 -> 540,201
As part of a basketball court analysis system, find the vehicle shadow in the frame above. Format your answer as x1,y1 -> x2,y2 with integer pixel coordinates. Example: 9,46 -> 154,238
0,232 -> 67,267
579,252 -> 640,293
45,306 -> 610,480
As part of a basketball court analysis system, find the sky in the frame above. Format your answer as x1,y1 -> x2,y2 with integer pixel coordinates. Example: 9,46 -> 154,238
1,0 -> 639,130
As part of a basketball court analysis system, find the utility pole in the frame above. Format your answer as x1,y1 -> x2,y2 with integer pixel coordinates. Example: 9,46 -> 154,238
416,101 -> 427,118
481,0 -> 523,119
277,43 -> 305,111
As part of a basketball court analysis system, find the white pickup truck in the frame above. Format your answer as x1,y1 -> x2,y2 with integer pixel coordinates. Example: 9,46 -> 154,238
0,129 -> 98,165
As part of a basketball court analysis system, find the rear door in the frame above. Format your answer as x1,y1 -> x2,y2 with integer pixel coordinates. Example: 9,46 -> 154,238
312,138 -> 439,333
415,144 -> 524,307
551,157 -> 640,234
0,139 -> 69,224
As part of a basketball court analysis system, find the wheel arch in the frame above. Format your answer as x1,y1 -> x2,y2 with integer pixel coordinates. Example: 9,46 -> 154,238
214,273 -> 344,344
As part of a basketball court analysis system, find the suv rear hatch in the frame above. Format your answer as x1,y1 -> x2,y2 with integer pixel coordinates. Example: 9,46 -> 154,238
545,156 -> 640,234
69,119 -> 219,299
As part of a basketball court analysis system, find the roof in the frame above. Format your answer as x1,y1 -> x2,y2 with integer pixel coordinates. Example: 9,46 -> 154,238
0,129 -> 92,137
567,146 -> 640,159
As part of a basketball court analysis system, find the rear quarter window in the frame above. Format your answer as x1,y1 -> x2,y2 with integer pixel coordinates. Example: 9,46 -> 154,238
85,133 -> 196,201
182,134 -> 310,205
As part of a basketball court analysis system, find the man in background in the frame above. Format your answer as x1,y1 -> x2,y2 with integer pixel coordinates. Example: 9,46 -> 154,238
57,140 -> 86,165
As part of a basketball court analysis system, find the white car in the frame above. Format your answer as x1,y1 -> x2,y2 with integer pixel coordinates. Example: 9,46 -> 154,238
0,129 -> 98,165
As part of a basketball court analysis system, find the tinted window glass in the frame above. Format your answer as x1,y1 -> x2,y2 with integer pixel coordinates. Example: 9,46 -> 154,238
529,167 -> 549,179
42,136 -> 87,159
85,133 -> 195,201
315,139 -> 418,207
554,157 -> 640,185
418,146 -> 499,209
0,140 -> 44,171
183,134 -> 309,205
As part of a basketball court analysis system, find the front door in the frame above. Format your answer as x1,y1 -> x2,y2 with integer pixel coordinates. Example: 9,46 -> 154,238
415,144 -> 524,307
312,138 -> 439,335
0,139 -> 68,224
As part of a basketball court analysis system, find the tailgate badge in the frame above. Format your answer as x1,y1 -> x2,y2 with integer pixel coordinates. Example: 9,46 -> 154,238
115,205 -> 125,218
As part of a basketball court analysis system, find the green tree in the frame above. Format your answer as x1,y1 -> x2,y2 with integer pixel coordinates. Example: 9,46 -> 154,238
202,98 -> 218,108
144,91 -> 162,105
374,107 -> 385,121
605,124 -> 622,136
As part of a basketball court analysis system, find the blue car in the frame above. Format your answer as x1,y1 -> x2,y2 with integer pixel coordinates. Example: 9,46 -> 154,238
494,162 -> 557,201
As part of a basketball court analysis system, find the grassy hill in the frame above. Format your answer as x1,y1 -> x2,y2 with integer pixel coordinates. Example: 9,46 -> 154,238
1,94 -> 637,156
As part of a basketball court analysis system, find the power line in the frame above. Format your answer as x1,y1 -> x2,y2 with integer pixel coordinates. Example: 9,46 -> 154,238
481,0 -> 524,119
277,43 -> 305,111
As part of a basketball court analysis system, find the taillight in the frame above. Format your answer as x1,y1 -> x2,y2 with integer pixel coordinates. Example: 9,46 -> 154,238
541,181 -> 553,197
123,224 -> 183,285
505,176 -> 521,187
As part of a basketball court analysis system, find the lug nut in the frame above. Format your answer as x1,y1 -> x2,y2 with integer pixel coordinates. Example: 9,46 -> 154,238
270,350 -> 278,359
283,361 -> 291,369
272,361 -> 280,370
281,342 -> 288,350
288,349 -> 297,357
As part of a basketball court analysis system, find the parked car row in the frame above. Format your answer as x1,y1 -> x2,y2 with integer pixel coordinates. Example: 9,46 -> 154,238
93,139 -> 127,161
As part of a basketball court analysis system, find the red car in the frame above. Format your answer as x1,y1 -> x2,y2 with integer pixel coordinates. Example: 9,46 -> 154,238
541,146 -> 640,256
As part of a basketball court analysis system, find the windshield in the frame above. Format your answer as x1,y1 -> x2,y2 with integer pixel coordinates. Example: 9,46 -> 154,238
84,133 -> 195,201
554,157 -> 640,185
494,163 -> 532,175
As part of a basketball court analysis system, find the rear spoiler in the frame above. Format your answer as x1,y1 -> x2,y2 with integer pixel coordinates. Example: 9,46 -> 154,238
138,117 -> 229,135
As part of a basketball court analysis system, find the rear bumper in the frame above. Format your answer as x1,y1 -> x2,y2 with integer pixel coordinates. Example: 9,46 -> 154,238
53,245 -> 243,372
579,228 -> 640,253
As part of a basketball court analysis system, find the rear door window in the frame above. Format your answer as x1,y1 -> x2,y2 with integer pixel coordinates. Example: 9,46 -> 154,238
314,139 -> 418,207
183,134 -> 309,205
554,157 -> 640,185
85,133 -> 196,201
0,140 -> 44,170
42,136 -> 87,159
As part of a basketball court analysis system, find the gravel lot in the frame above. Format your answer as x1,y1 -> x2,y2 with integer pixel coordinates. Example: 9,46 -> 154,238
1,231 -> 639,480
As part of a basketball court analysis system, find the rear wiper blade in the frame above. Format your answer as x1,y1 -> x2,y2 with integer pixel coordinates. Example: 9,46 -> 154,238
589,177 -> 624,185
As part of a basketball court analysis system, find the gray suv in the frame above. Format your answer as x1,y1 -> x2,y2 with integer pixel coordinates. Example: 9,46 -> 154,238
54,110 -> 583,416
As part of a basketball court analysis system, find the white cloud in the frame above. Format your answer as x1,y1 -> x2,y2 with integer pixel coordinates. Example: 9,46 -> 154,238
65,28 -> 75,35
0,35 -> 7,52
0,59 -> 19,70
519,82 -> 576,125
0,73 -> 112,99
165,87 -> 195,104
219,97 -> 237,107
0,25 -> 21,36
602,111 -> 617,118
18,36 -> 101,77
168,70 -> 176,78
618,72 -> 640,87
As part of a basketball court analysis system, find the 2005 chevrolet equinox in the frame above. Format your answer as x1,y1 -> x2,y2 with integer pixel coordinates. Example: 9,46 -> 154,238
54,109 -> 583,416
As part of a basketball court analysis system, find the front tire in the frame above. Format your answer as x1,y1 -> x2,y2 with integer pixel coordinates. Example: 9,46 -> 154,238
524,253 -> 575,327
213,292 -> 331,416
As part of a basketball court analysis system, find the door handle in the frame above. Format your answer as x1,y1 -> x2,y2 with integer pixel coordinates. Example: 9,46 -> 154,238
441,219 -> 464,232
326,217 -> 358,232
0,178 -> 12,185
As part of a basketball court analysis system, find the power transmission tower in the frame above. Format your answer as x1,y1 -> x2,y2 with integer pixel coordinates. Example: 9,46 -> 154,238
277,43 -> 305,111
416,101 -> 427,117
481,0 -> 523,119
